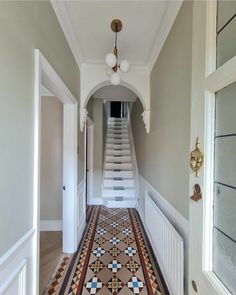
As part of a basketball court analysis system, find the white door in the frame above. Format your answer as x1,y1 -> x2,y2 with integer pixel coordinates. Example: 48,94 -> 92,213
189,1 -> 236,294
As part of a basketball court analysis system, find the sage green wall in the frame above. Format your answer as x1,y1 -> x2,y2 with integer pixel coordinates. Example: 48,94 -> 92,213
131,1 -> 193,220
0,1 -> 81,256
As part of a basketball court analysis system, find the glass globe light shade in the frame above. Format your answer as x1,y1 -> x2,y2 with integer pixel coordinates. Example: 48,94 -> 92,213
106,67 -> 114,77
105,53 -> 117,68
110,72 -> 121,85
120,60 -> 130,73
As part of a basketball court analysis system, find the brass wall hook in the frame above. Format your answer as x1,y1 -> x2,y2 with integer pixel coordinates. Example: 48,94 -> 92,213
191,184 -> 202,202
190,137 -> 204,177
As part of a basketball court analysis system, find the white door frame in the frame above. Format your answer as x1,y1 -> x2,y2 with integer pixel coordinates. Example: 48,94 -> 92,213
189,1 -> 236,294
85,116 -> 94,205
33,49 -> 78,294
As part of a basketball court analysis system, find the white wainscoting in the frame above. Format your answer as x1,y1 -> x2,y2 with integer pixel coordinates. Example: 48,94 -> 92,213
0,229 -> 35,295
77,179 -> 86,244
40,220 -> 62,231
137,175 -> 189,294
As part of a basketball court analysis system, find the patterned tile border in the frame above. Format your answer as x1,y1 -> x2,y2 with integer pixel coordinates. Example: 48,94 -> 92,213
42,254 -> 72,295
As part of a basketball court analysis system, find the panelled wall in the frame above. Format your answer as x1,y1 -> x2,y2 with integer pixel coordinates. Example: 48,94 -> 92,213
0,2 -> 81,294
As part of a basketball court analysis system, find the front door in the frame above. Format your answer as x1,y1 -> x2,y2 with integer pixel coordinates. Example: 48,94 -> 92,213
189,1 -> 236,294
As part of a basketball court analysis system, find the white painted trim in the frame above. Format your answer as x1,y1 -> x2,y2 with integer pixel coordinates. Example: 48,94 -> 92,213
34,49 -> 78,295
205,56 -> 236,93
0,229 -> 34,268
147,0 -> 183,72
0,259 -> 27,295
77,213 -> 86,244
77,179 -> 86,244
40,220 -> 62,231
86,118 -> 94,206
127,106 -> 139,207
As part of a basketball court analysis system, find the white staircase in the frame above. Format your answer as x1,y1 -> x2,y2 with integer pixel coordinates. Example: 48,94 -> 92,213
102,117 -> 136,208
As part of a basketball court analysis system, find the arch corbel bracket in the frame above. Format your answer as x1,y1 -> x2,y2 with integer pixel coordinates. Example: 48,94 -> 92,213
141,110 -> 150,134
80,108 -> 88,132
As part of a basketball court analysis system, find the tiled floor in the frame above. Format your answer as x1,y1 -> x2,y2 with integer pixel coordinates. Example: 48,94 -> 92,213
45,206 -> 168,295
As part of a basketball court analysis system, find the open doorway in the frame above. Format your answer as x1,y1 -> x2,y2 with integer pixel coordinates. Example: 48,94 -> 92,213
34,50 -> 78,294
39,86 -> 63,294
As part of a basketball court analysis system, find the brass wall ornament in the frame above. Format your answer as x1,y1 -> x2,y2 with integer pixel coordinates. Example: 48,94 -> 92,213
190,137 -> 204,177
191,184 -> 202,202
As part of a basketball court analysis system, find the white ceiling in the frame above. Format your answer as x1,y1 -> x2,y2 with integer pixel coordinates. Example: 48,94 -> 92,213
52,0 -> 182,70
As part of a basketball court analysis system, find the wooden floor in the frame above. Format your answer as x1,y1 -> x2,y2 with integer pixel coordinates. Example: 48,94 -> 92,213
40,231 -> 63,294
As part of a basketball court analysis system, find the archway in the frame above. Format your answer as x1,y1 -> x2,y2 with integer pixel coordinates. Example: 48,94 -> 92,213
80,82 -> 150,133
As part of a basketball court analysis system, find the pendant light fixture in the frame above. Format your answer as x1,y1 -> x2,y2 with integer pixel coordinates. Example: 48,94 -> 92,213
105,19 -> 130,85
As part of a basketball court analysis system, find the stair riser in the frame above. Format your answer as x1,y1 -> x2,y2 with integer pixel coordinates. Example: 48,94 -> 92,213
106,150 -> 130,156
104,171 -> 133,178
105,163 -> 132,170
105,156 -> 131,163
107,139 -> 129,144
107,134 -> 128,138
106,144 -> 130,149
103,189 -> 135,197
104,179 -> 134,188
107,128 -> 128,134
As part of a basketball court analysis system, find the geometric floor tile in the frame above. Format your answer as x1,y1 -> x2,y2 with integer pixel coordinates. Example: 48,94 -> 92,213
127,276 -> 145,294
108,259 -> 122,273
106,275 -> 125,295
85,277 -> 103,294
93,247 -> 106,258
89,260 -> 104,274
126,259 -> 140,274
109,247 -> 121,257
124,247 -> 137,257
109,236 -> 120,245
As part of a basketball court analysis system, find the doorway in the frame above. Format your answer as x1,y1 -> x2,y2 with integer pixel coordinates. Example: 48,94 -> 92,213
34,50 -> 78,294
110,101 -> 121,117
39,89 -> 63,294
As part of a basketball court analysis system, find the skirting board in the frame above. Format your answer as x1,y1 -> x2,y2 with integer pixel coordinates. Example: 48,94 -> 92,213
137,174 -> 189,294
40,220 -> 62,231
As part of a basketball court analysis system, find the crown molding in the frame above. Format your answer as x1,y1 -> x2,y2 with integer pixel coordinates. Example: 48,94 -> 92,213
51,0 -> 182,73
146,0 -> 183,72
50,0 -> 84,68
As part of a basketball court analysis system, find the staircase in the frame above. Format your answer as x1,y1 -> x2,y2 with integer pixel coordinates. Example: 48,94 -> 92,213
102,117 -> 136,208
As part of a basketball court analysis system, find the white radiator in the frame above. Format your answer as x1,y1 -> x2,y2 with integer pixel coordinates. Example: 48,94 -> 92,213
145,193 -> 184,295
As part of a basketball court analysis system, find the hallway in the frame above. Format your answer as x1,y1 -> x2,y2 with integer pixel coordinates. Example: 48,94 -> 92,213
45,206 -> 168,295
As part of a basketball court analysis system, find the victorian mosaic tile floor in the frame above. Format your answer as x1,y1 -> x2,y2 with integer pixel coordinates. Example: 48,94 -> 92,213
44,206 -> 169,295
